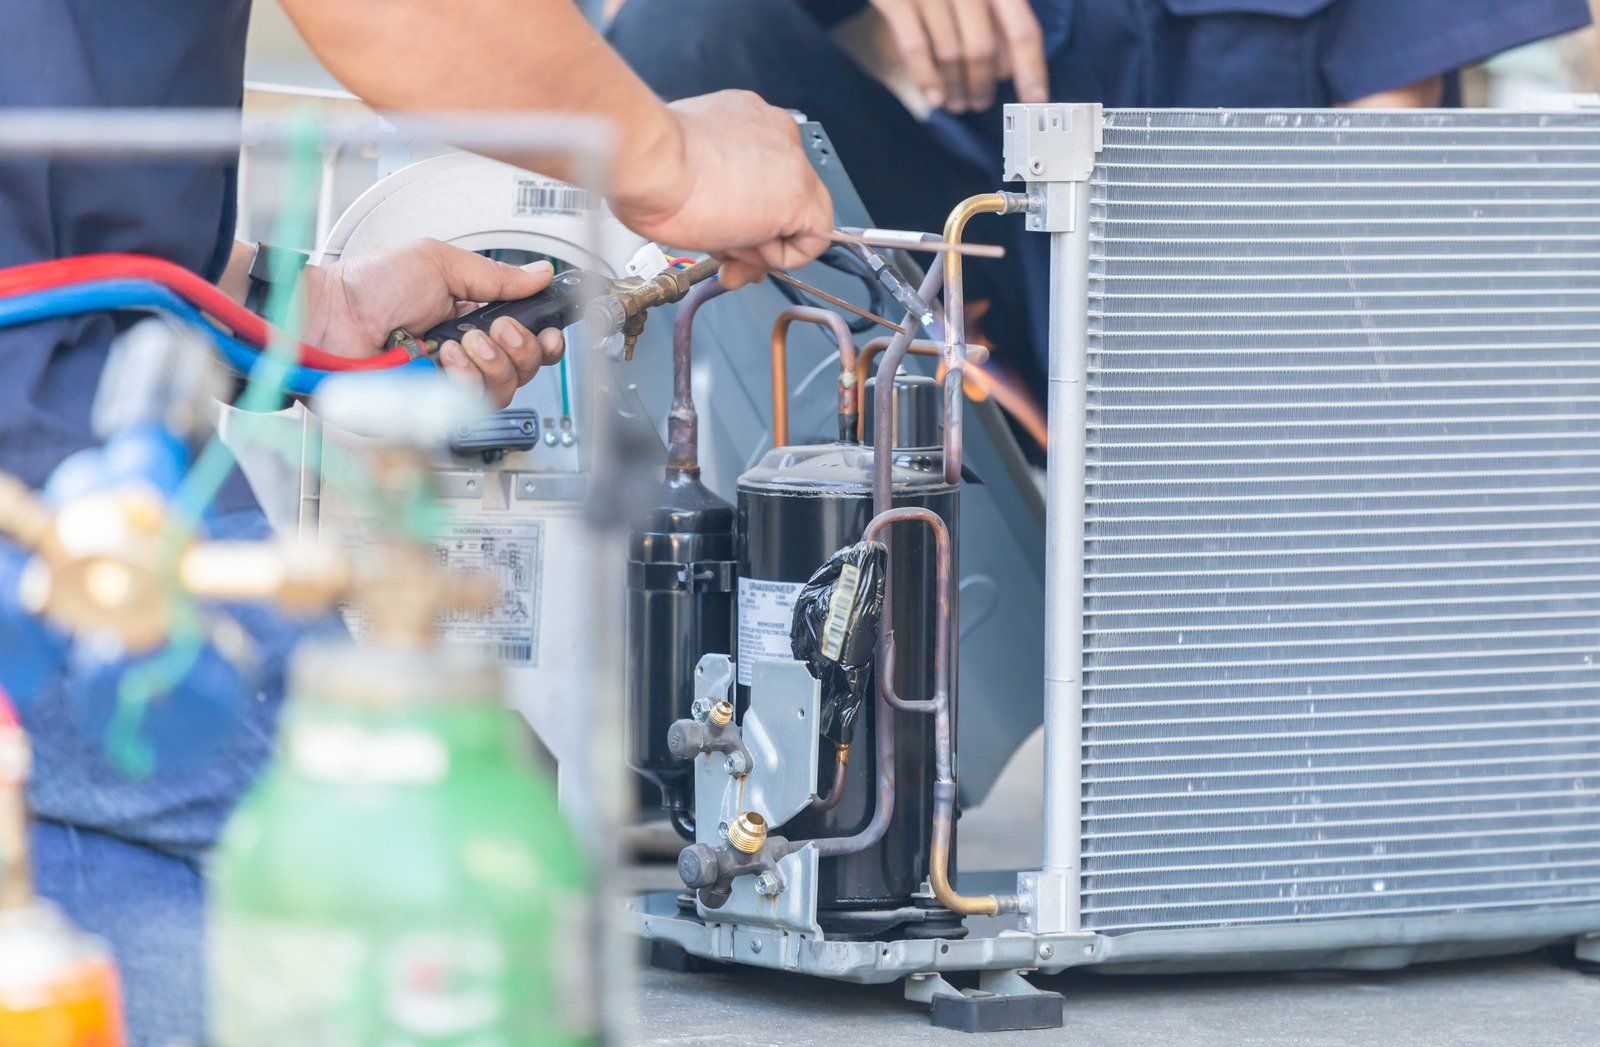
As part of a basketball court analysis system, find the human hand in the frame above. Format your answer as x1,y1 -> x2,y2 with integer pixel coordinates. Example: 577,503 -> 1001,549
299,238 -> 566,410
609,91 -> 834,289
870,0 -> 1047,114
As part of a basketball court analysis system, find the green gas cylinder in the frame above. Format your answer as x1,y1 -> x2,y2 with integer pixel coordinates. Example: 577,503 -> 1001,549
208,642 -> 594,1046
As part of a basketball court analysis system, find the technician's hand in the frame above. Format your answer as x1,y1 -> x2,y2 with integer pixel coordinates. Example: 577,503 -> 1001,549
871,0 -> 1048,114
300,238 -> 566,410
610,91 -> 834,290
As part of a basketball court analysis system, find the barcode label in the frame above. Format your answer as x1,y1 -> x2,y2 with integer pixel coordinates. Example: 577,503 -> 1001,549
450,642 -> 535,664
820,563 -> 861,662
515,179 -> 598,217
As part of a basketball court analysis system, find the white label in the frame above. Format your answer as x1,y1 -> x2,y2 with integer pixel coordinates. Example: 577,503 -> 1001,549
436,518 -> 545,665
514,178 -> 599,217
329,511 -> 544,666
737,577 -> 806,687
820,562 -> 861,662
286,722 -> 450,785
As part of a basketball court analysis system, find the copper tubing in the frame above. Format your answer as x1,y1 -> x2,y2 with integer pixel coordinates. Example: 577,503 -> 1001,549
668,278 -> 728,476
808,260 -> 944,861
809,742 -> 850,813
940,193 -> 1026,485
769,306 -> 860,447
862,507 -> 1018,917
856,338 -> 1046,450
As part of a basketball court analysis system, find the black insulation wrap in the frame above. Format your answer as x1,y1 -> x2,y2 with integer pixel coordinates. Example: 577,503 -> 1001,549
789,540 -> 887,744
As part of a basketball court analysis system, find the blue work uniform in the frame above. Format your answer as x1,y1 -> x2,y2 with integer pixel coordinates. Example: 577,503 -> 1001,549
610,0 -> 1594,394
0,3 -> 307,1044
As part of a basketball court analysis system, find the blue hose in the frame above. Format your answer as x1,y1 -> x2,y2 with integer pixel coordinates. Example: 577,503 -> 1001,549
0,279 -> 435,395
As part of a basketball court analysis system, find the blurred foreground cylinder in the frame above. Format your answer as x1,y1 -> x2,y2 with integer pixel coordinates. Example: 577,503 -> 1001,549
625,473 -> 736,825
736,442 -> 957,936
208,643 -> 594,1046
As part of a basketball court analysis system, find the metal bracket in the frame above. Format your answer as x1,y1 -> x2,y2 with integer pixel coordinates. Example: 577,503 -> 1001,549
1001,103 -> 1103,233
694,658 -> 821,836
698,844 -> 823,942
1017,870 -> 1074,935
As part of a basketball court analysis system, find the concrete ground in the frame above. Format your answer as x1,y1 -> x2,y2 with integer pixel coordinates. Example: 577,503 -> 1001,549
628,731 -> 1600,1046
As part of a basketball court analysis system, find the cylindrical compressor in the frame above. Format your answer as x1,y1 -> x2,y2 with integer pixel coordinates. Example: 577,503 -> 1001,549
625,472 -> 736,831
736,441 -> 957,936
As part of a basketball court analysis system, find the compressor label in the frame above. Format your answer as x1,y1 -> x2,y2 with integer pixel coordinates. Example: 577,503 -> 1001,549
737,577 -> 806,686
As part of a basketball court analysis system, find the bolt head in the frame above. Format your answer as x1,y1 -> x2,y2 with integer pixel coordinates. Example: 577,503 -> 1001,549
754,872 -> 783,897
1038,944 -> 1054,960
691,696 -> 714,722
724,751 -> 750,776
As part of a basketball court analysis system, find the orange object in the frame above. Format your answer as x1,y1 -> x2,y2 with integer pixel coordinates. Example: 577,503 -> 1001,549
0,686 -> 126,1046
0,949 -> 125,1047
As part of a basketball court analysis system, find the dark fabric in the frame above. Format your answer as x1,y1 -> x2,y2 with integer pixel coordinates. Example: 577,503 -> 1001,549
610,0 -> 1593,381
608,0 -> 1045,394
0,6 -> 256,1042
0,0 -> 251,492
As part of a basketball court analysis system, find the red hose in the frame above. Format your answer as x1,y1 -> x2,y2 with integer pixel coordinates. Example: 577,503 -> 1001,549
0,254 -> 411,372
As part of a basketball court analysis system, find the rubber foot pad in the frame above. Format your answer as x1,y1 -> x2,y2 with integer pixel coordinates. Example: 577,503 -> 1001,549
930,990 -> 1065,1032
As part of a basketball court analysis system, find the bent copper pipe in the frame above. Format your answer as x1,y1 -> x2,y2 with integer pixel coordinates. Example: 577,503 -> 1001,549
940,193 -> 1026,485
769,305 -> 859,447
862,338 -> 1049,447
809,741 -> 850,813
861,507 -> 1018,917
668,278 -> 728,477
806,262 -> 944,860
810,507 -> 947,860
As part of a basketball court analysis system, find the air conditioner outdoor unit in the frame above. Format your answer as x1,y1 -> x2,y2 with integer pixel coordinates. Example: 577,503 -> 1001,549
633,105 -> 1600,1010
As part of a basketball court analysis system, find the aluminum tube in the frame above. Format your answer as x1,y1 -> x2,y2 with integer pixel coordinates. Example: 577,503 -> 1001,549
1042,198 -> 1091,930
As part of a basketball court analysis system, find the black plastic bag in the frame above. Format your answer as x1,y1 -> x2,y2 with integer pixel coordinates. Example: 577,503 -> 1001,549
789,540 -> 886,743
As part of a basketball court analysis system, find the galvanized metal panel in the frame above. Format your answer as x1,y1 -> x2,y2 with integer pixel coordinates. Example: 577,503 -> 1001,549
1081,109 -> 1600,935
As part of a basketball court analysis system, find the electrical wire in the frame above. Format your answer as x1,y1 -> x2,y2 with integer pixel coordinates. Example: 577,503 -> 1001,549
0,253 -> 410,372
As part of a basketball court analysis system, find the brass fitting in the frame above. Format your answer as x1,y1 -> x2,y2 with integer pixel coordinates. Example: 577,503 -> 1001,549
588,256 -> 719,361
708,699 -> 734,727
726,812 -> 768,855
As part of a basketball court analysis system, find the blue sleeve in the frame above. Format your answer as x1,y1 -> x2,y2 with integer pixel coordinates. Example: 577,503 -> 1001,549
1321,0 -> 1593,103
7,509 -> 341,862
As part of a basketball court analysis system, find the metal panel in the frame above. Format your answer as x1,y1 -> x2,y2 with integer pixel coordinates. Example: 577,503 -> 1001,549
1081,110 -> 1600,935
